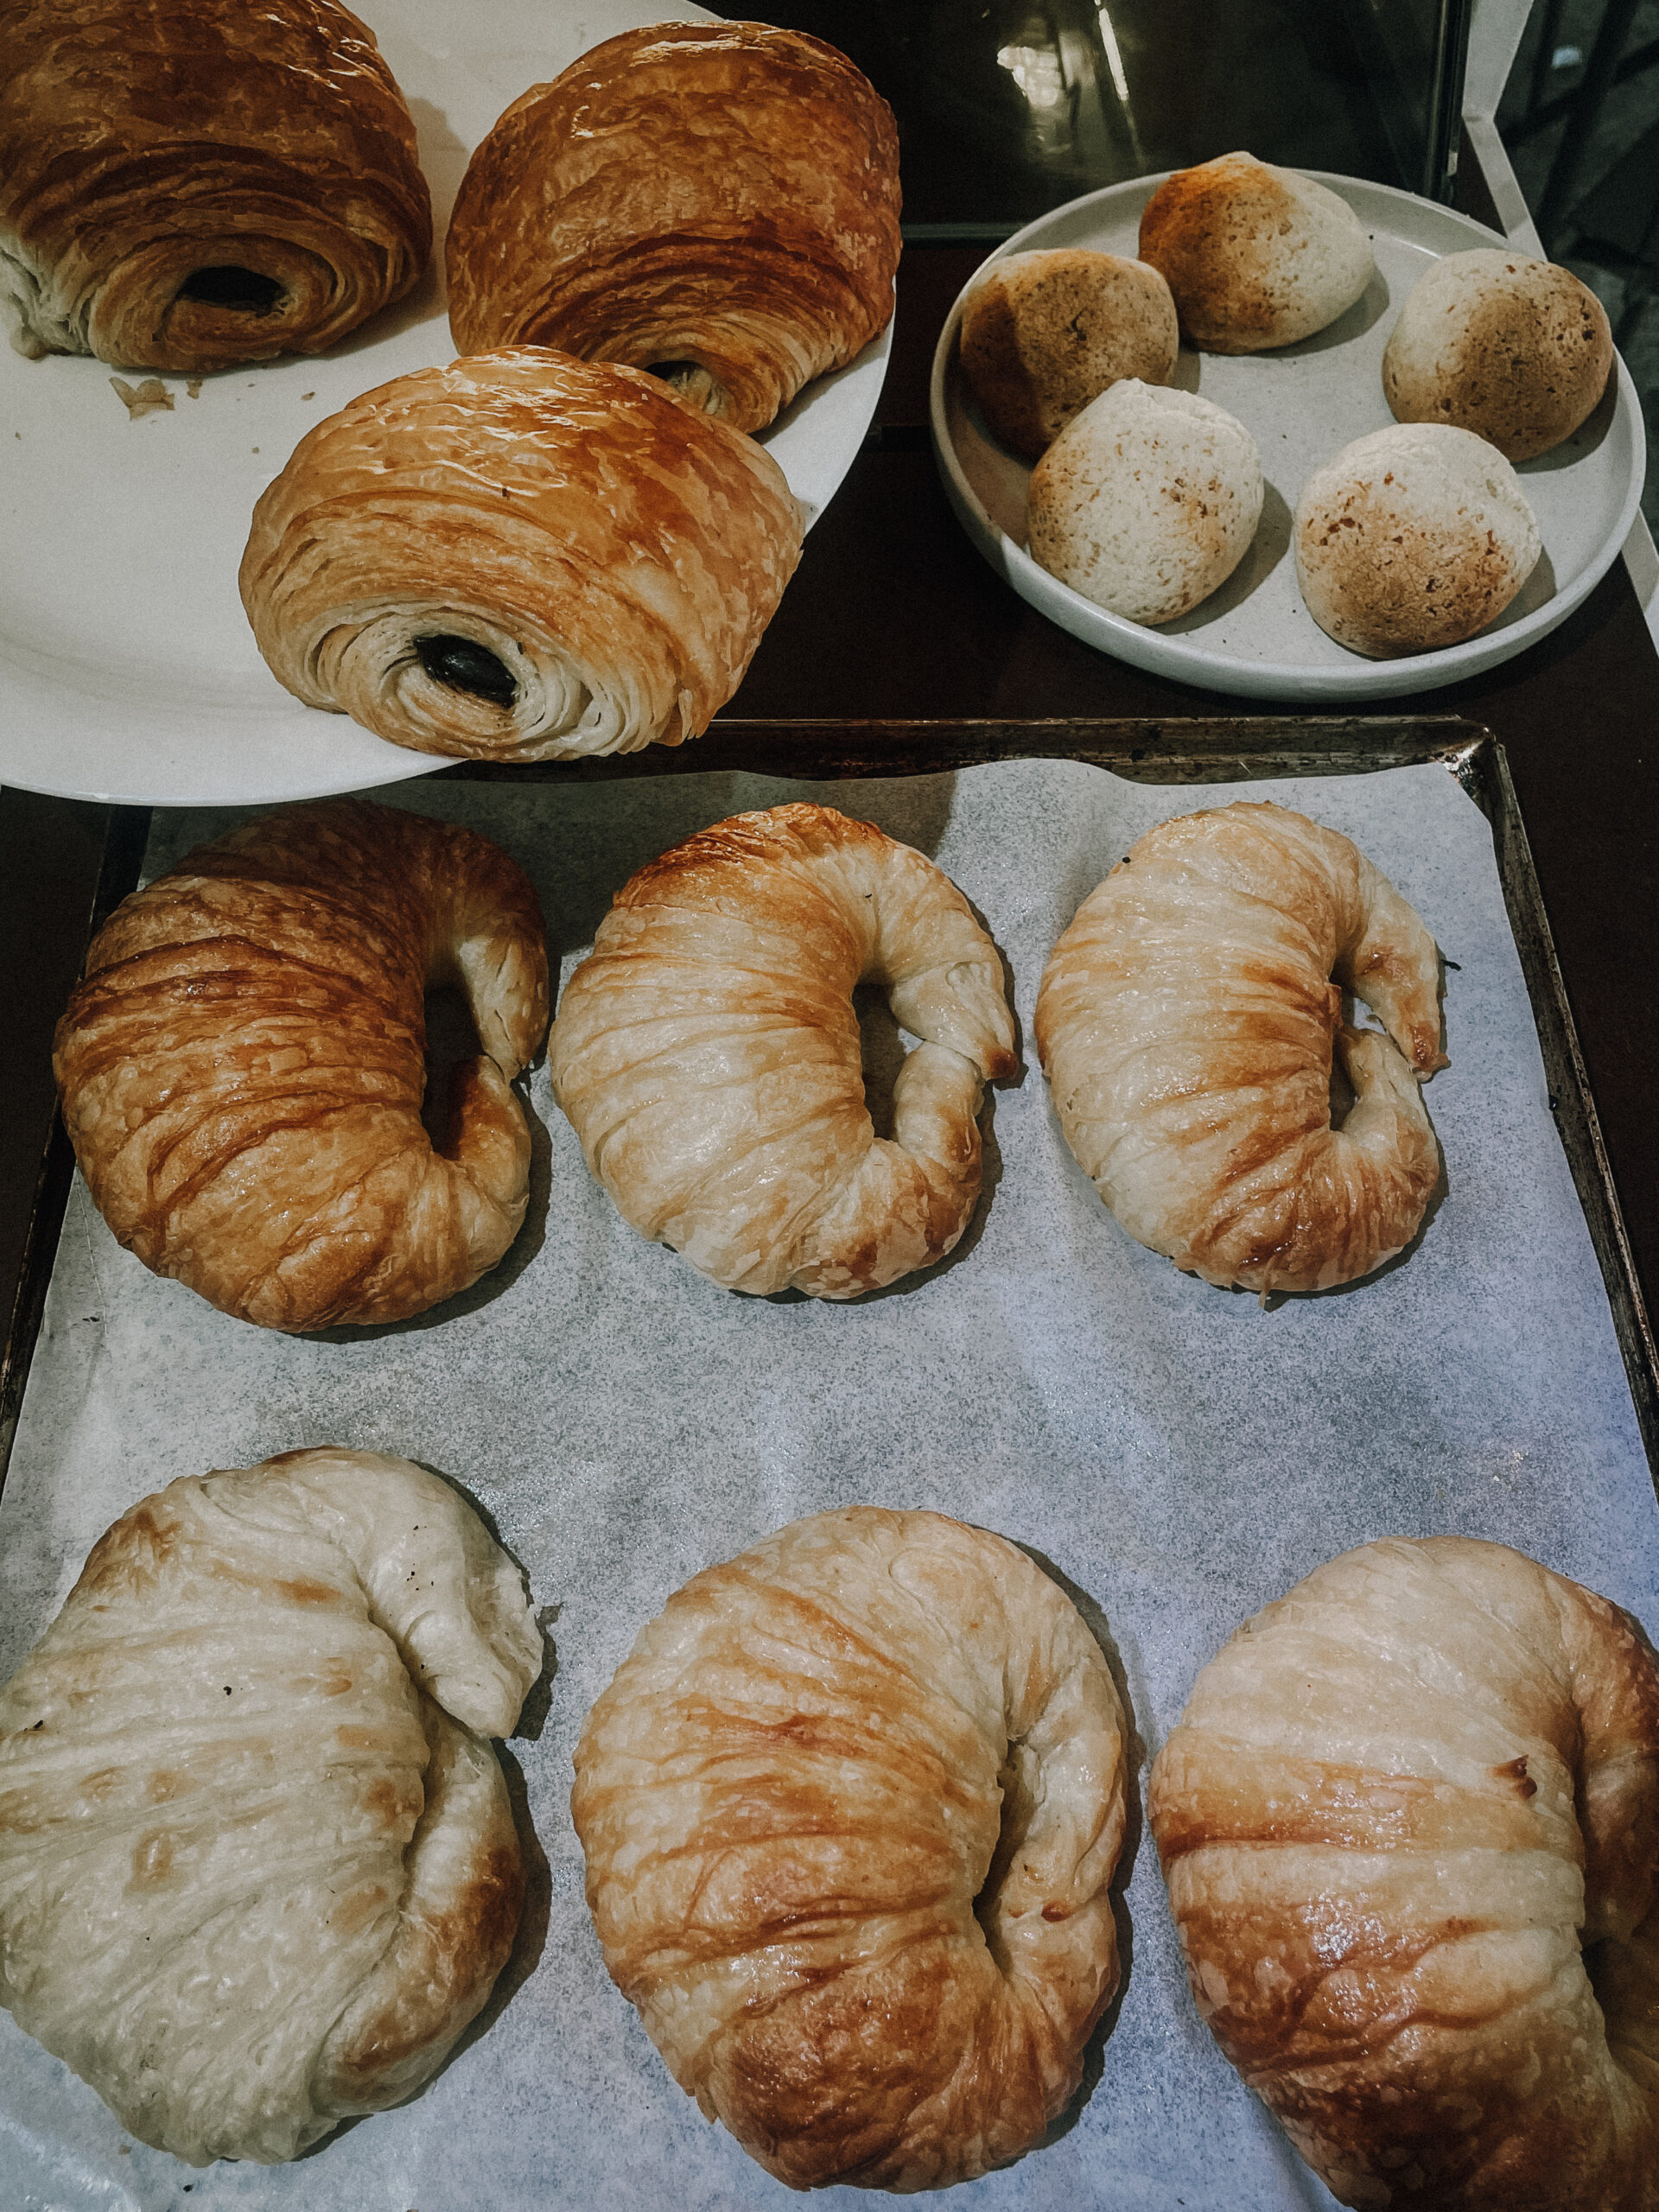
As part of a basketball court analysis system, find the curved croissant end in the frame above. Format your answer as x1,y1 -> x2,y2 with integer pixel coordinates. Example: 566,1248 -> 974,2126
1035,801 -> 1446,1294
445,22 -> 901,435
0,1450 -> 539,2164
550,804 -> 1019,1298
238,348 -> 805,762
53,800 -> 550,1331
572,1506 -> 1127,2190
1150,1535 -> 1659,2212
0,0 -> 431,372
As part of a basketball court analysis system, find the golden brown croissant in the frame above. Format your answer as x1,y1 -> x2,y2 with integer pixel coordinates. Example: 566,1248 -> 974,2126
0,1447 -> 542,2165
572,1506 -> 1128,2191
1034,801 -> 1446,1294
1149,1536 -> 1659,2212
444,21 -> 901,436
0,0 -> 431,372
239,346 -> 804,761
53,799 -> 549,1330
550,804 -> 1019,1298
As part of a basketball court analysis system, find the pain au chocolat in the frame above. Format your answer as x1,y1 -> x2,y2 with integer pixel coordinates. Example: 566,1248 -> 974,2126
240,347 -> 804,760
0,0 -> 431,372
445,21 -> 901,435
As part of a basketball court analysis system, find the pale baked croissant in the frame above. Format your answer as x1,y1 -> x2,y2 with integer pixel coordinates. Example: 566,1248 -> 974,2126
1149,1536 -> 1659,2212
0,0 -> 431,372
239,346 -> 804,761
444,21 -> 902,436
0,1447 -> 542,2166
53,799 -> 549,1330
550,804 -> 1019,1298
572,1506 -> 1128,2192
1034,801 -> 1446,1294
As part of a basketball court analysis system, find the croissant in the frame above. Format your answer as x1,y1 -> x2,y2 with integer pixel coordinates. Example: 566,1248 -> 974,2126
52,799 -> 550,1331
0,0 -> 431,372
1034,801 -> 1446,1294
0,1447 -> 542,2165
1149,1536 -> 1659,2212
239,346 -> 804,761
550,804 -> 1019,1298
444,21 -> 901,436
572,1506 -> 1128,2191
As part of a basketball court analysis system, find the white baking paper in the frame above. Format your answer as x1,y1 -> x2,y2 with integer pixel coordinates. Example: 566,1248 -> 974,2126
3,758 -> 1656,2212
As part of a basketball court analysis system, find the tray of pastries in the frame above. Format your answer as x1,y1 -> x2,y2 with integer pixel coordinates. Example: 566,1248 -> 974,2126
3,715 -> 1656,2210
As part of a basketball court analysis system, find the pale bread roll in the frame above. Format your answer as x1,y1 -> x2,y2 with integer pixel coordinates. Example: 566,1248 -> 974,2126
1027,378 -> 1263,625
1382,248 -> 1615,461
959,249 -> 1179,459
1138,151 -> 1374,352
1295,423 -> 1541,657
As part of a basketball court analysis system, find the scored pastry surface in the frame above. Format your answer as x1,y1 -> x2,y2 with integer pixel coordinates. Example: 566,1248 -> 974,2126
550,804 -> 1018,1298
1150,1535 -> 1659,2212
572,1505 -> 1128,2192
54,799 -> 550,1330
1035,800 -> 1446,1293
0,1448 -> 541,2166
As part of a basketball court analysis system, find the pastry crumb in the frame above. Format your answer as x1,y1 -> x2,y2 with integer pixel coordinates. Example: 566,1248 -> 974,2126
111,376 -> 173,420
186,378 -> 202,398
302,389 -> 315,399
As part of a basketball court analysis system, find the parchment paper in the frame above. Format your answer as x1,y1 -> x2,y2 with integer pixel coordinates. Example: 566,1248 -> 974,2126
3,758 -> 1656,2212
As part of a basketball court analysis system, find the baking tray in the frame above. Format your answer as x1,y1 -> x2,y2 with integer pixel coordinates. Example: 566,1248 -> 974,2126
1,716 -> 1655,2212
5,715 -> 1652,1500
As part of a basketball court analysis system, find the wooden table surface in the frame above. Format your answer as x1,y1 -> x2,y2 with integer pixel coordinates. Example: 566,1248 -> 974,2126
3,242 -> 1656,1443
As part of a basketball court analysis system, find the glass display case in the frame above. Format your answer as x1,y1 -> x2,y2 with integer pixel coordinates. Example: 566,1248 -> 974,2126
756,0 -> 1478,228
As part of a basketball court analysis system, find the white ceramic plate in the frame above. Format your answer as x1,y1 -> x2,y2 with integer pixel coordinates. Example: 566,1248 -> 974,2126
930,172 -> 1646,702
0,0 -> 892,806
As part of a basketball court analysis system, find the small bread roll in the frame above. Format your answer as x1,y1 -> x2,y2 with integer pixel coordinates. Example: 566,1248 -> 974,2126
1382,249 -> 1616,461
1138,151 -> 1374,352
1295,423 -> 1541,657
572,1506 -> 1128,2191
1150,1536 -> 1659,2212
0,1449 -> 541,2165
959,249 -> 1179,459
1027,378 -> 1263,625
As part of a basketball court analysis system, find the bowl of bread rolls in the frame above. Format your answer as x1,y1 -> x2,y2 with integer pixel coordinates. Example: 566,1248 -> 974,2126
931,153 -> 1645,701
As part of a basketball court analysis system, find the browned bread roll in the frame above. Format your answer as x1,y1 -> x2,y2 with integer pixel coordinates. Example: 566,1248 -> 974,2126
444,21 -> 901,436
0,0 -> 431,372
1295,425 -> 1541,658
1150,1536 -> 1659,2211
0,1447 -> 540,2165
572,1506 -> 1128,2191
53,800 -> 550,1330
550,803 -> 1019,1298
239,346 -> 804,761
1035,801 -> 1446,1294
1382,249 -> 1615,461
1138,151 -> 1373,353
959,249 -> 1179,459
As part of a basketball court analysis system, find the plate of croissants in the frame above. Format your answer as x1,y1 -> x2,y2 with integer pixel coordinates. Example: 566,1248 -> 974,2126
0,0 -> 901,804
931,154 -> 1645,700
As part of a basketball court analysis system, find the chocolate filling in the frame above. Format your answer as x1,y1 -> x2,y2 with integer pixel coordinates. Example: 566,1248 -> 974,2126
177,266 -> 285,315
415,636 -> 517,709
